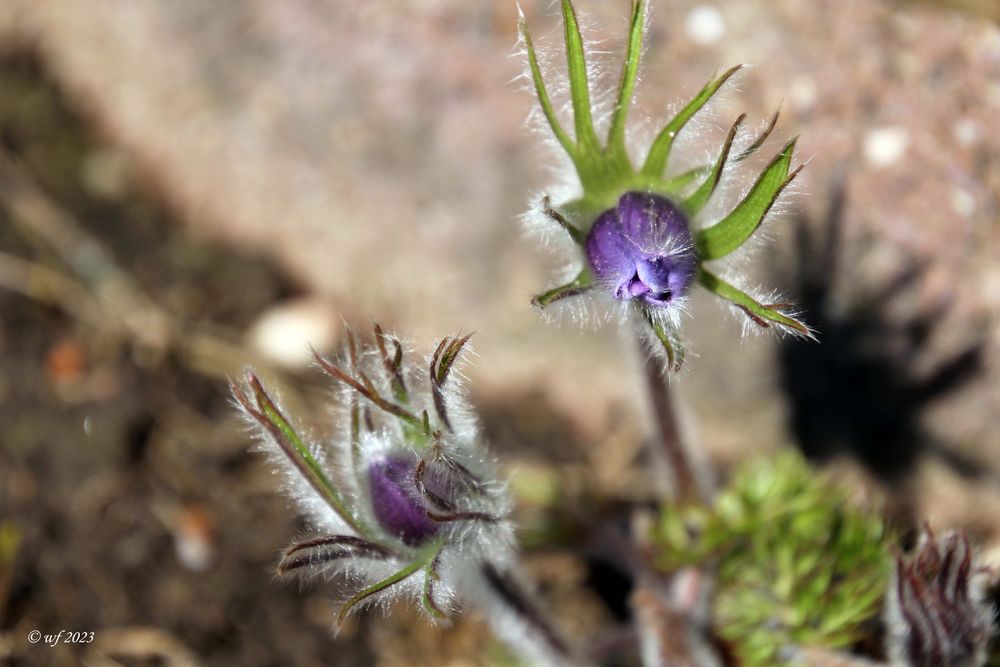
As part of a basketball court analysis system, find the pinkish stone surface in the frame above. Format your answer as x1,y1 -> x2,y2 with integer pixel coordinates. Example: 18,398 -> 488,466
2,0 -> 998,524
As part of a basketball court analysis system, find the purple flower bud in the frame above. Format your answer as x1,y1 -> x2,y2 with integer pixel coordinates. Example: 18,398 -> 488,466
368,456 -> 439,546
585,192 -> 697,308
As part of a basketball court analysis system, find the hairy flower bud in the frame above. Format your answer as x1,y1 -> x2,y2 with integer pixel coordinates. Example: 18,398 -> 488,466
519,0 -> 811,366
586,192 -> 696,308
233,327 -> 579,665
232,327 -> 515,624
886,528 -> 994,667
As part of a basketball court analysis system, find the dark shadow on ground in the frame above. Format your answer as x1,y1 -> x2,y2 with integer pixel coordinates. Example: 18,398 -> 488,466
776,177 -> 986,483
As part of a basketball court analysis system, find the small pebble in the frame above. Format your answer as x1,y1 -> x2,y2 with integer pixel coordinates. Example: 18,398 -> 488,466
950,188 -> 976,219
788,76 -> 818,114
246,297 -> 342,370
863,126 -> 910,168
685,5 -> 725,46
952,119 -> 978,146
82,148 -> 129,199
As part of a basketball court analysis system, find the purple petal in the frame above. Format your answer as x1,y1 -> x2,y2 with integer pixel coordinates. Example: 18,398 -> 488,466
585,207 -> 636,290
617,191 -> 690,252
627,277 -> 651,297
368,457 -> 439,546
584,192 -> 697,308
635,257 -> 673,293
638,254 -> 696,298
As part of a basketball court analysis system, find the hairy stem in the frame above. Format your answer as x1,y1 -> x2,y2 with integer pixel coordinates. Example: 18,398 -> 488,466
481,562 -> 584,666
637,334 -> 701,504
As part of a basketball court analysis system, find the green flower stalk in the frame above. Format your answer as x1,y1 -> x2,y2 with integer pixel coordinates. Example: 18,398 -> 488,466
520,0 -> 810,369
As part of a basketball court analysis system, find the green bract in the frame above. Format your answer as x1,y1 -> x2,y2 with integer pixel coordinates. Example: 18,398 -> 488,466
521,0 -> 809,366
651,453 -> 890,666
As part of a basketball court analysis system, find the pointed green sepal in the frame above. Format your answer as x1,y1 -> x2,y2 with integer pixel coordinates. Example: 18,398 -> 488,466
313,351 -> 423,429
531,269 -> 592,309
641,65 -> 744,179
695,138 -> 801,260
561,0 -> 600,154
421,547 -> 447,620
374,322 -> 408,403
661,165 -> 712,195
336,556 -> 426,624
519,10 -> 576,158
733,108 -> 780,163
683,114 -> 744,215
606,0 -> 647,161
431,334 -> 473,387
697,267 -> 810,336
642,309 -> 684,372
542,195 -> 584,244
232,374 -> 372,537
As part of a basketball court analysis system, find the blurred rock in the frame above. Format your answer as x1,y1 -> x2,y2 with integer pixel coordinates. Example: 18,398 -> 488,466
245,296 -> 342,370
0,0 -> 997,490
863,125 -> 911,168
684,5 -> 726,46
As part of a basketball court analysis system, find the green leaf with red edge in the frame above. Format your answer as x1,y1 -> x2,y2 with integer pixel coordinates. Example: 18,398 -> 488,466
696,138 -> 800,260
531,269 -> 592,309
696,267 -> 810,336
642,309 -> 684,372
232,374 -> 372,536
336,557 -> 426,624
336,541 -> 442,624
642,65 -> 744,179
683,114 -> 744,215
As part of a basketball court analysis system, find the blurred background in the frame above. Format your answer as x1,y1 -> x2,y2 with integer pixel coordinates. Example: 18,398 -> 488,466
1,0 -> 998,665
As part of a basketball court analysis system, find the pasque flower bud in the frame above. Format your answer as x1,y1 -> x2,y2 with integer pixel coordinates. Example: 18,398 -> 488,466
233,327 -> 579,666
586,192 -> 697,308
520,0 -> 811,367
232,327 -> 514,623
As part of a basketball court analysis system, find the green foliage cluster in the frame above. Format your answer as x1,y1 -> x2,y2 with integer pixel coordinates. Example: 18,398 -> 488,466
651,453 -> 890,666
